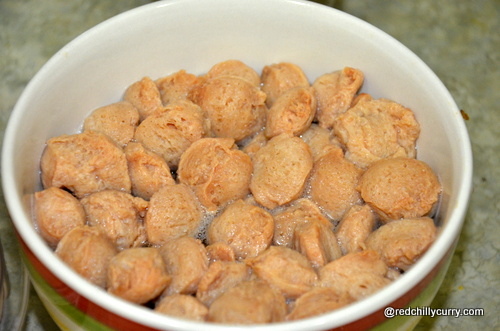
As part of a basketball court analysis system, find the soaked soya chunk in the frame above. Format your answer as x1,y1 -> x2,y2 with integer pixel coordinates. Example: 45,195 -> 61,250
145,184 -> 203,246
205,60 -> 261,87
133,99 -> 210,169
107,247 -> 171,304
188,75 -> 266,142
34,187 -> 86,248
333,98 -> 420,169
155,294 -> 208,322
261,62 -> 310,107
250,133 -> 313,209
207,199 -> 274,260
124,142 -> 175,200
206,242 -> 236,263
196,261 -> 251,306
365,217 -> 437,271
123,76 -> 163,121
265,87 -> 317,138
273,198 -> 332,248
40,131 -> 131,199
357,157 -> 441,222
246,246 -> 318,300
159,236 -> 209,296
336,204 -> 377,254
300,123 -> 343,162
207,280 -> 287,324
317,250 -> 391,301
293,220 -> 342,268
178,138 -> 253,212
155,70 -> 202,105
83,101 -> 140,147
309,148 -> 363,221
312,67 -> 364,129
55,226 -> 117,288
286,287 -> 353,321
80,190 -> 148,250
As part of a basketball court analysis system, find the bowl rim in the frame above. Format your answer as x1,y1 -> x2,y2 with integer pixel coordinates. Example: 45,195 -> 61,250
1,0 -> 473,330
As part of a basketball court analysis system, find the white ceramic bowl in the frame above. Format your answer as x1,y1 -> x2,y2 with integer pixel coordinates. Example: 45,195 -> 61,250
2,0 -> 472,330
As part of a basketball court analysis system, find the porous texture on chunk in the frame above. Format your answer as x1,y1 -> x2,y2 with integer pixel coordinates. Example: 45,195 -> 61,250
286,287 -> 353,321
207,199 -> 274,260
107,247 -> 171,304
365,217 -> 437,270
145,184 -> 203,246
83,101 -> 139,147
189,76 -> 266,142
261,62 -> 310,107
178,138 -> 253,212
155,294 -> 208,321
40,131 -> 131,198
250,133 -> 313,209
55,226 -> 117,288
246,246 -> 318,299
159,236 -> 209,295
81,190 -> 148,250
124,142 -> 175,200
317,250 -> 391,300
336,204 -> 376,254
156,70 -> 202,105
313,67 -> 364,129
300,123 -> 343,162
265,87 -> 316,138
293,221 -> 342,268
34,187 -> 86,248
134,99 -> 210,169
357,157 -> 441,222
333,98 -> 420,169
205,60 -> 261,87
196,261 -> 251,306
124,76 -> 163,120
207,280 -> 287,324
309,148 -> 363,220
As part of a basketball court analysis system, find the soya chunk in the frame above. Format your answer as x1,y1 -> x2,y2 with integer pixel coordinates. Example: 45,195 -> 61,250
134,100 -> 210,169
189,76 -> 266,142
207,280 -> 287,324
40,131 -> 131,198
205,60 -> 261,87
80,190 -> 148,250
156,70 -> 202,105
55,226 -> 117,288
206,242 -> 236,263
250,133 -> 313,209
300,123 -> 343,162
83,101 -> 139,147
357,157 -> 441,222
293,221 -> 342,268
312,67 -> 364,129
287,287 -> 353,321
178,138 -> 253,212
159,236 -> 209,295
107,247 -> 171,304
333,98 -> 420,169
34,187 -> 86,248
336,204 -> 376,254
207,199 -> 274,260
265,87 -> 316,138
155,294 -> 208,321
261,62 -> 310,107
145,184 -> 203,246
123,76 -> 162,120
124,142 -> 175,200
272,198 -> 332,248
309,148 -> 363,221
365,217 -> 437,270
246,246 -> 318,300
196,261 -> 251,306
317,250 -> 391,300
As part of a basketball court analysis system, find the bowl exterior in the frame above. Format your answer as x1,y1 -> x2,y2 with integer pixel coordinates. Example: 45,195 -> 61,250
3,0 -> 472,330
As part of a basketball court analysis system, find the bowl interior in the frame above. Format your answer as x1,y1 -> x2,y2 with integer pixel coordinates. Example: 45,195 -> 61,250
2,0 -> 472,330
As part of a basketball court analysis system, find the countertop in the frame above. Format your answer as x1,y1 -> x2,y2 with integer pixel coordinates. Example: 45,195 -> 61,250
0,0 -> 498,330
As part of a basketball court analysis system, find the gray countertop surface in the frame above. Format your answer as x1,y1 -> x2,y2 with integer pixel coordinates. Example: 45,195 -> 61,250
0,0 -> 498,330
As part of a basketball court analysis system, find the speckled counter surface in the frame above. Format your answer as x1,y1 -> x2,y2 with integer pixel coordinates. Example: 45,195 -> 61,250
0,0 -> 498,330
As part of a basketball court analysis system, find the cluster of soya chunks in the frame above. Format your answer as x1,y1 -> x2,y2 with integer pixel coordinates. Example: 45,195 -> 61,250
34,60 -> 441,323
